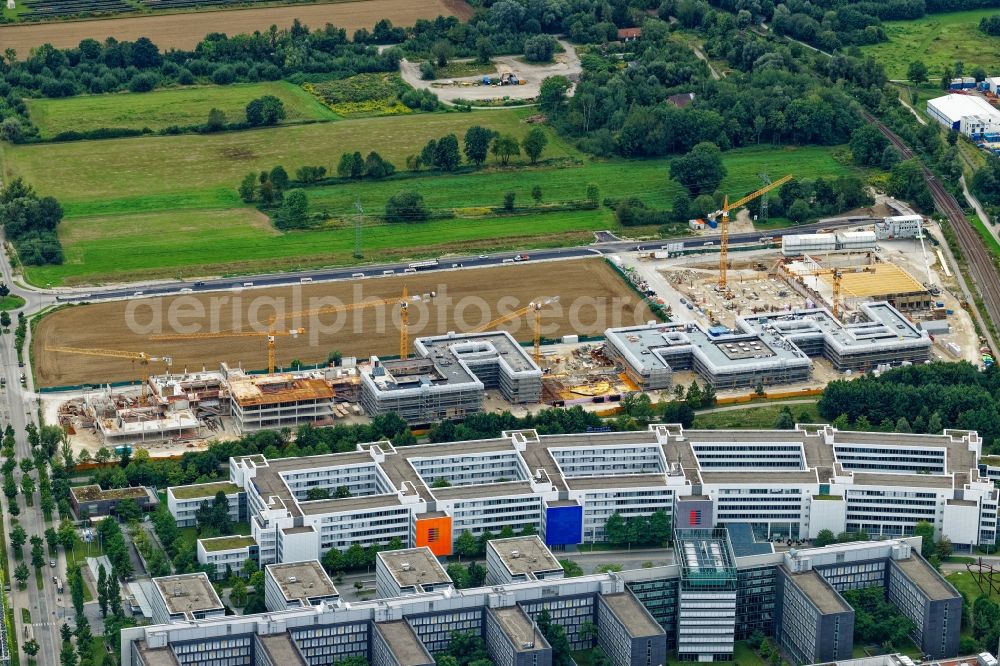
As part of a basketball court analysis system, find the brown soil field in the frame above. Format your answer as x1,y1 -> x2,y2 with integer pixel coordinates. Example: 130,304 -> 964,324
0,0 -> 473,55
34,259 -> 654,387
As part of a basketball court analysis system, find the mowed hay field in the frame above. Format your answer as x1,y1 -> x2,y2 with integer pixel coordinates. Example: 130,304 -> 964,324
25,82 -> 338,138
33,259 -> 653,387
0,110 -> 556,210
0,0 -> 474,55
0,126 -> 856,286
860,9 -> 1000,80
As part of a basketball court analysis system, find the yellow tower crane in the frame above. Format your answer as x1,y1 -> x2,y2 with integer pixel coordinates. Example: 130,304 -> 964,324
150,289 -> 426,373
46,346 -> 172,398
710,174 -> 793,292
149,328 -> 304,375
795,265 -> 876,318
472,296 -> 559,362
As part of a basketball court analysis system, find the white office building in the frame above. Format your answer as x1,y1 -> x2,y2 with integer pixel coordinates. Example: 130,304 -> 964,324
165,424 -> 998,572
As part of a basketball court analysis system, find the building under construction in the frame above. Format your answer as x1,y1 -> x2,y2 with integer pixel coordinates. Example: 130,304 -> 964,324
786,258 -> 933,313
360,331 -> 543,423
224,365 -> 337,433
605,301 -> 931,391
81,391 -> 202,446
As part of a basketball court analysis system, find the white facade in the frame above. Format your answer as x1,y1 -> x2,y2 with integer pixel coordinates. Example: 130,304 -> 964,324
161,425 -> 1000,570
875,215 -> 923,240
167,482 -> 241,528
196,537 -> 256,579
927,94 -> 1000,135
782,234 -> 837,257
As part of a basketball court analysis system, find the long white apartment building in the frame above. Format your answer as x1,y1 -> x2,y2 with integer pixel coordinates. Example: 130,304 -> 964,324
169,424 -> 999,567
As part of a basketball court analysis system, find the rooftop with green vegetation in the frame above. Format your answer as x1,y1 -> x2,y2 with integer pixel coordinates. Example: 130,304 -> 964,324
71,484 -> 148,501
199,536 -> 256,552
170,482 -> 240,500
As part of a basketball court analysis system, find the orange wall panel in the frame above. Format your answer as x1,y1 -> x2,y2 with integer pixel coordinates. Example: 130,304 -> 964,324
414,515 -> 453,556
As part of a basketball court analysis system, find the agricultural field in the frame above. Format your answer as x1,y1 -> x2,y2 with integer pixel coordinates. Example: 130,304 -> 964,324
25,82 -> 338,138
860,9 -> 1000,80
0,115 -> 861,286
32,258 -> 653,387
0,109 -> 551,210
0,0 -> 474,54
305,144 -> 857,217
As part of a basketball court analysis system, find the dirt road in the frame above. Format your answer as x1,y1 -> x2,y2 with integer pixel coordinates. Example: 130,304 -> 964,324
399,39 -> 580,104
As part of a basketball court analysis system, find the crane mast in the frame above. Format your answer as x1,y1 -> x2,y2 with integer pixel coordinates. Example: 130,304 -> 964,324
714,174 -> 793,291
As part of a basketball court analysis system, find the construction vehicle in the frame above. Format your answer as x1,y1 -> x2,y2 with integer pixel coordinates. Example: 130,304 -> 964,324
46,346 -> 172,398
150,288 -> 428,372
472,297 -> 559,362
708,174 -> 793,292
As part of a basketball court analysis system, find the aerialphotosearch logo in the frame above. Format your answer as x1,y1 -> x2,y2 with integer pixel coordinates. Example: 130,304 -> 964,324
122,283 -> 653,348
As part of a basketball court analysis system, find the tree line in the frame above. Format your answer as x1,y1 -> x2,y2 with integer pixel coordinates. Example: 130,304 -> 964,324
0,24 -> 402,142
818,362 -> 1000,449
0,177 -> 64,266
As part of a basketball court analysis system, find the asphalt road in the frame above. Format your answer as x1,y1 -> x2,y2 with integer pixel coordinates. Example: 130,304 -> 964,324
0,215 -> 869,655
36,217 -> 872,305
0,238 -> 64,665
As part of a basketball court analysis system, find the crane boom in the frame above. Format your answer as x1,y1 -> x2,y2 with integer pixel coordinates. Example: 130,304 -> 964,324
146,289 -> 423,373
716,174 -> 793,291
472,297 -> 558,362
792,264 -> 876,318
45,346 -> 152,362
46,346 -> 172,399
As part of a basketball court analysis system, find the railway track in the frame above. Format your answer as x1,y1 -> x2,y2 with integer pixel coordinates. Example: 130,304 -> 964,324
863,111 -> 1000,356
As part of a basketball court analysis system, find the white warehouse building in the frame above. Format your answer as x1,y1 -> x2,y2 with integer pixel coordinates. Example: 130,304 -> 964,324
927,94 -> 1000,136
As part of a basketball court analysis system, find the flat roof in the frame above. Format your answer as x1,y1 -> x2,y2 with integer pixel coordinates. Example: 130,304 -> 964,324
199,535 -> 255,552
488,536 -> 562,577
217,426 -> 981,527
600,592 -> 663,637
929,93 -> 1000,121
822,263 -> 927,299
676,529 -> 737,575
71,485 -> 150,502
491,606 -> 548,651
368,330 -> 541,393
230,374 -> 334,407
787,568 -> 848,614
282,526 -> 316,535
892,556 -> 959,601
378,548 -> 451,589
851,472 -> 953,489
135,642 -> 180,666
431,481 -> 535,499
266,561 -> 339,602
153,573 -> 223,618
565,474 -> 666,490
170,482 -> 240,500
376,621 -> 434,666
257,633 -> 306,665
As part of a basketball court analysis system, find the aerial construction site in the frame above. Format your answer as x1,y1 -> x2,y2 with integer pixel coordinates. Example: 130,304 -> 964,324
37,206 -> 982,458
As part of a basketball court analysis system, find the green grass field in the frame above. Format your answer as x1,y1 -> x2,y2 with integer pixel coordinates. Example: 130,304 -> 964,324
0,104 -> 860,285
25,82 -> 338,138
861,9 -> 1000,80
692,401 -> 820,429
0,109 -> 559,212
305,144 -> 854,217
970,214 -> 1000,260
